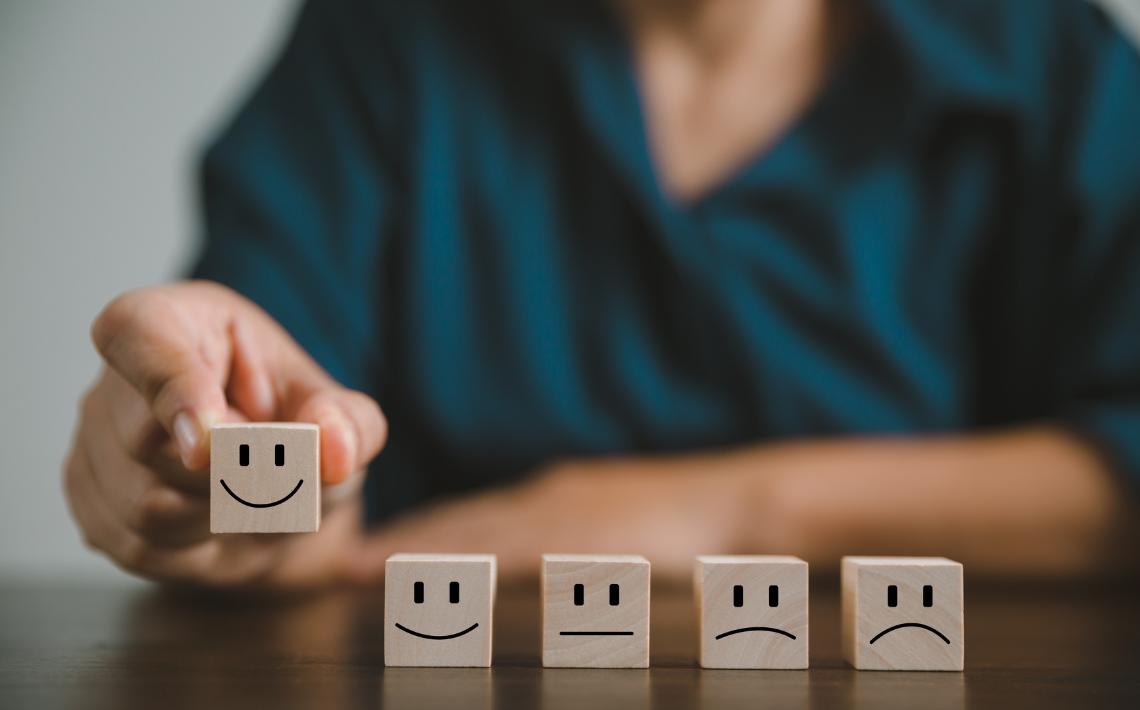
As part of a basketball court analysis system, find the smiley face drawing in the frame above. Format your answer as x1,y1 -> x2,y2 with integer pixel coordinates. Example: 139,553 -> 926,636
541,554 -> 650,668
209,423 -> 320,534
694,555 -> 809,669
842,557 -> 964,671
384,554 -> 497,667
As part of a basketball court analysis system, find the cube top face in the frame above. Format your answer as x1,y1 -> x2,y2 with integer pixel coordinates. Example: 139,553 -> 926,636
210,423 -> 319,533
388,553 -> 497,563
694,555 -> 808,669
842,556 -> 963,671
696,555 -> 804,566
384,554 -> 497,667
541,554 -> 650,668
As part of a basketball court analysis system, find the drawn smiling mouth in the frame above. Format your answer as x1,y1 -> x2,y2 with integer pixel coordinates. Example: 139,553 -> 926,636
715,627 -> 797,640
869,623 -> 950,645
219,479 -> 304,508
395,622 -> 479,640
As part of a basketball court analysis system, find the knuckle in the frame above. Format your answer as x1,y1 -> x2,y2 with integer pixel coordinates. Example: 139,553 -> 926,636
147,374 -> 185,419
121,417 -> 169,464
91,291 -> 145,354
128,486 -> 183,538
117,536 -> 155,572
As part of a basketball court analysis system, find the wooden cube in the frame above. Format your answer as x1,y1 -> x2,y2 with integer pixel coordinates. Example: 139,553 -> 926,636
694,555 -> 809,669
384,553 -> 497,667
841,556 -> 964,671
210,423 -> 320,533
541,554 -> 650,668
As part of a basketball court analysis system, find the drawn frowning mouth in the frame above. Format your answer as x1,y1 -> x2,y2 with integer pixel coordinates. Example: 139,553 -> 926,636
869,623 -> 950,644
395,622 -> 479,640
220,479 -> 303,508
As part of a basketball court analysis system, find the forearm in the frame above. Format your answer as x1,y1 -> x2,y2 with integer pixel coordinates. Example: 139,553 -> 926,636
726,427 -> 1138,578
357,426 -> 1137,585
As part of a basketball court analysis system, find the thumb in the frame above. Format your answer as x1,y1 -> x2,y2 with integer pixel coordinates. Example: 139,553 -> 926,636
293,388 -> 387,485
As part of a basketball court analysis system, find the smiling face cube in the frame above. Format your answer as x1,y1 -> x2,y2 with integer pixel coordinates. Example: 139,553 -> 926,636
841,557 -> 964,671
694,555 -> 809,669
541,554 -> 650,668
210,423 -> 320,533
384,554 -> 497,667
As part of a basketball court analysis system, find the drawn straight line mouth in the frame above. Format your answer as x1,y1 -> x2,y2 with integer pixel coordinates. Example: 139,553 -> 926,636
395,622 -> 479,640
869,623 -> 950,645
715,626 -> 797,640
220,479 -> 303,508
559,631 -> 635,636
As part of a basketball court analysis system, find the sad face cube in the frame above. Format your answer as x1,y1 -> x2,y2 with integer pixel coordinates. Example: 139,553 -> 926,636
694,555 -> 809,669
841,556 -> 964,671
210,423 -> 320,533
384,554 -> 497,667
541,554 -> 650,668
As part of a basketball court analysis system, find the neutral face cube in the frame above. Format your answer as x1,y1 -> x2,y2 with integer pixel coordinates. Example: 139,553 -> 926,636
841,556 -> 964,671
210,423 -> 320,533
541,554 -> 650,668
694,555 -> 809,669
384,553 -> 497,667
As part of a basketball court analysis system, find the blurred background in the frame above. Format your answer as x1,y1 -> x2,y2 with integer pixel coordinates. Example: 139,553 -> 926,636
0,0 -> 1138,585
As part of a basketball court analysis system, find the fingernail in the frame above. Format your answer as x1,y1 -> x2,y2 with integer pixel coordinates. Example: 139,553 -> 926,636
173,412 -> 202,461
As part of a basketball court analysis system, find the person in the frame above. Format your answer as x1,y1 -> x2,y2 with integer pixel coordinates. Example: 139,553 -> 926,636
65,0 -> 1140,588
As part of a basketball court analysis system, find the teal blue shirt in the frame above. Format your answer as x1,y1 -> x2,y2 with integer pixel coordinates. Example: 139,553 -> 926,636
194,0 -> 1140,522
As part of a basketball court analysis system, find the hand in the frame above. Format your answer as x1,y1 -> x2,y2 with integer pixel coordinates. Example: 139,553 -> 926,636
64,280 -> 387,588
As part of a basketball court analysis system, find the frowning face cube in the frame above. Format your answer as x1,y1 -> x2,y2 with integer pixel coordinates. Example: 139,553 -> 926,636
841,557 -> 964,671
541,555 -> 650,668
694,555 -> 809,669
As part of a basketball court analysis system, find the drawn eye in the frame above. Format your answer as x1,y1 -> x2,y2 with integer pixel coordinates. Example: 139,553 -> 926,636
888,585 -> 898,607
609,584 -> 619,606
275,444 -> 285,466
574,583 -> 584,606
414,581 -> 424,604
769,585 -> 779,607
923,585 -> 933,607
239,444 -> 249,466
451,581 -> 460,604
733,585 -> 743,607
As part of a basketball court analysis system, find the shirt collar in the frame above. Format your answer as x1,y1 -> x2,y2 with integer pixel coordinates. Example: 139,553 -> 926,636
867,0 -> 1031,117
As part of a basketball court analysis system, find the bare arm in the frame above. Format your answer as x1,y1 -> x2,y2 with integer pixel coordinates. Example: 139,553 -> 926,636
358,427 -> 1138,583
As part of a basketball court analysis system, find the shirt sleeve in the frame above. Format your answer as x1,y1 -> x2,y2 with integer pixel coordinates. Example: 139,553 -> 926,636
1054,10 -> 1140,488
191,0 -> 406,391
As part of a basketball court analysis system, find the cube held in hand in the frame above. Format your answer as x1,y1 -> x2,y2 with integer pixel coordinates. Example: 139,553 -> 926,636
210,423 -> 320,534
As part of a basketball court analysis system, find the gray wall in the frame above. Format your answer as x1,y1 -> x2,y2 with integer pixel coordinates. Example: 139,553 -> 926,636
0,0 -> 300,582
0,0 -> 1137,583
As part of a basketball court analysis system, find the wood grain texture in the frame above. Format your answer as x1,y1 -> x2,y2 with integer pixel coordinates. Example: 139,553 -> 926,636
209,423 -> 319,533
694,555 -> 808,669
3,581 -> 1140,707
541,554 -> 650,668
384,553 -> 497,667
841,556 -> 964,671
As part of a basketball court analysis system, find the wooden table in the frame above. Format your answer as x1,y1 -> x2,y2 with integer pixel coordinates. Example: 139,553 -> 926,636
1,579 -> 1137,708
